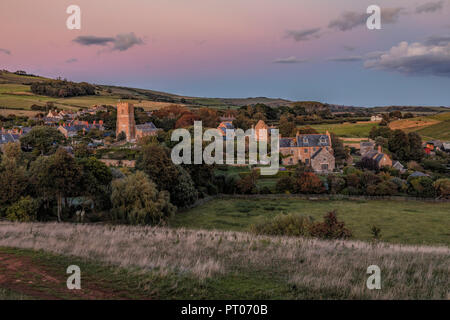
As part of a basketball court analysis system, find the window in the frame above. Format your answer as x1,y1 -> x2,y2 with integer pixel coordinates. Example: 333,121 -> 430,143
321,164 -> 329,171
304,149 -> 308,153
313,147 -> 316,151
305,159 -> 309,165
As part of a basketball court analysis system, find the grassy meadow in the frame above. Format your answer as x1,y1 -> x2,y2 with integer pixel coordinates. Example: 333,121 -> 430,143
299,122 -> 379,138
172,198 -> 450,246
0,222 -> 448,299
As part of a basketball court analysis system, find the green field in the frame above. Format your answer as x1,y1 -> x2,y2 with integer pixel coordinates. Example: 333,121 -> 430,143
172,198 -> 450,246
299,122 -> 378,138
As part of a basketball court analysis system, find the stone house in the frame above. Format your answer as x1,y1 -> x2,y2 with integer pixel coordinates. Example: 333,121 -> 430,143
362,145 -> 392,168
280,131 -> 335,173
360,141 -> 375,156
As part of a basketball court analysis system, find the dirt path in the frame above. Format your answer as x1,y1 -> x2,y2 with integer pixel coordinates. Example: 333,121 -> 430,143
0,251 -> 139,300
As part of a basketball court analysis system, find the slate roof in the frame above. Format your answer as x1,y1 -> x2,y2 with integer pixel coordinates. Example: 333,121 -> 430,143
295,134 -> 330,147
280,138 -> 296,148
136,122 -> 158,132
409,171 -> 430,178
0,133 -> 20,144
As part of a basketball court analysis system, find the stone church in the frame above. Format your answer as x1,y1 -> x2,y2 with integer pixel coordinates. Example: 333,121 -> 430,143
116,102 -> 159,141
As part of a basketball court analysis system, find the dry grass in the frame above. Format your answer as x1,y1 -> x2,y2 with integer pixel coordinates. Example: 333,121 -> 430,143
0,222 -> 448,299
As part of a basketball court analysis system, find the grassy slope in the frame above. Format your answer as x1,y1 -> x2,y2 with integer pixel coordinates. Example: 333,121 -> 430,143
171,198 -> 450,246
391,112 -> 450,141
299,122 -> 379,138
0,223 -> 448,300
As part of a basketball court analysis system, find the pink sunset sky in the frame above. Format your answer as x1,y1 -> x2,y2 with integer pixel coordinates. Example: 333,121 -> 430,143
1,0 -> 450,106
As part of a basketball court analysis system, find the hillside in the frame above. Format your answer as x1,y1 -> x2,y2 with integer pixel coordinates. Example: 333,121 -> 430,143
0,70 -> 292,111
0,70 -> 448,114
389,112 -> 450,141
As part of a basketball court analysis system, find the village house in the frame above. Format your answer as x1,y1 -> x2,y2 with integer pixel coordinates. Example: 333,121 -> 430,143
392,161 -> 406,173
0,132 -> 20,151
46,109 -> 63,120
362,145 -> 393,168
57,120 -> 105,138
217,121 -> 235,140
360,141 -> 375,156
279,131 -> 335,173
370,114 -> 383,122
252,120 -> 277,142
135,122 -> 160,139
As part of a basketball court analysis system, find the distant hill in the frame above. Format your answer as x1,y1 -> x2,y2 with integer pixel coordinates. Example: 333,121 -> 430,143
0,70 -> 448,113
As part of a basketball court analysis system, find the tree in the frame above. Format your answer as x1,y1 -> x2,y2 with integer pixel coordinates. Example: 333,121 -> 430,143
236,170 -> 259,194
278,115 -> 296,137
407,132 -> 424,162
6,196 -> 39,222
137,143 -> 180,192
330,133 -> 348,165
0,145 -> 29,209
388,130 -> 409,161
136,143 -> 198,207
293,172 -> 325,194
20,126 -> 65,156
111,171 -> 175,225
309,211 -> 352,239
77,157 -> 112,213
170,167 -> 198,207
30,148 -> 81,221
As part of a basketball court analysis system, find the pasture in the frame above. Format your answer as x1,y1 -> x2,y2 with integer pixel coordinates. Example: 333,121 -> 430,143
172,198 -> 450,246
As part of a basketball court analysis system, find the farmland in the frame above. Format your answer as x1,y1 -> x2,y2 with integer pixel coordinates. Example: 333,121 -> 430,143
298,122 -> 379,138
389,112 -> 450,141
0,222 -> 448,299
172,198 -> 450,246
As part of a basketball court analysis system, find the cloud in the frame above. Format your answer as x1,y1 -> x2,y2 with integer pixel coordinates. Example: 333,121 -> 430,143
329,8 -> 404,31
73,36 -> 115,46
73,33 -> 143,51
112,33 -> 144,51
364,40 -> 450,76
0,48 -> 11,55
273,56 -> 307,64
285,28 -> 321,42
416,1 -> 445,13
65,58 -> 78,63
327,56 -> 363,62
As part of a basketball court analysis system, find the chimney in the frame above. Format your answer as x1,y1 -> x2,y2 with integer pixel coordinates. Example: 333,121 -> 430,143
378,145 -> 382,153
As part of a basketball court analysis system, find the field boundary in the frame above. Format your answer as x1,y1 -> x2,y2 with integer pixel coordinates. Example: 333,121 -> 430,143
194,193 -> 450,204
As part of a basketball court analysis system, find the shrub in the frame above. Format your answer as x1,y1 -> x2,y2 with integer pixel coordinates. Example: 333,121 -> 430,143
327,175 -> 346,194
6,196 -> 39,222
250,214 -> 312,237
434,179 -> 450,199
275,176 -> 295,193
309,211 -> 352,239
407,177 -> 436,198
236,169 -> 259,194
293,172 -> 325,194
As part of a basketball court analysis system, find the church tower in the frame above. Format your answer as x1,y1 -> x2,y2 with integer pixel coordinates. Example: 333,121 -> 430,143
116,102 -> 136,141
